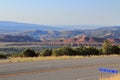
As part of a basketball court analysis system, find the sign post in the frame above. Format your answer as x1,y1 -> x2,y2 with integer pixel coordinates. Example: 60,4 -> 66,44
98,68 -> 118,80
100,71 -> 102,80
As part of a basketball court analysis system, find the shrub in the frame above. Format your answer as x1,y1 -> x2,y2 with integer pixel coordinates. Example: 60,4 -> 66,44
40,49 -> 52,56
73,46 -> 100,56
76,46 -> 88,56
60,47 -> 74,56
0,53 -> 7,59
110,45 -> 120,54
52,48 -> 64,56
52,47 -> 75,56
22,49 -> 37,57
86,47 -> 100,55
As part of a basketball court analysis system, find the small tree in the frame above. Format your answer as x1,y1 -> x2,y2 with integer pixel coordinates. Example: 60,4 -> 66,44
73,48 -> 81,56
52,49 -> 63,56
111,45 -> 120,54
86,47 -> 99,56
78,46 -> 88,56
22,49 -> 37,57
98,48 -> 103,55
102,40 -> 112,55
60,46 -> 74,56
73,46 -> 86,56
40,49 -> 52,56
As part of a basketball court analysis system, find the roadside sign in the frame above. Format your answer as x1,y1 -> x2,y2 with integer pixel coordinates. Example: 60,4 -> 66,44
98,68 -> 119,80
99,68 -> 118,74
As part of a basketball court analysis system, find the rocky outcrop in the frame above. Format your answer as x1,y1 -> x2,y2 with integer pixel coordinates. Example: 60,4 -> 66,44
46,35 -> 120,44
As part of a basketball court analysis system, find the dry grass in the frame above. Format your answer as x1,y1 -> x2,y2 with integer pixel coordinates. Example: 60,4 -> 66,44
100,74 -> 120,80
0,56 -> 84,63
0,59 -> 9,64
0,55 -> 119,64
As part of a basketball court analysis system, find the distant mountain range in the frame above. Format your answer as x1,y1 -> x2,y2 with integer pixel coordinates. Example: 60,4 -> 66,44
21,26 -> 120,40
0,21 -> 120,42
0,21 -> 103,32
84,26 -> 120,39
54,25 -> 103,30
0,21 -> 61,33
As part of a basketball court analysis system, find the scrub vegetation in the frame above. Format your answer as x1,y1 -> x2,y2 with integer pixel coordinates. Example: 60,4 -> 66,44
0,40 -> 120,63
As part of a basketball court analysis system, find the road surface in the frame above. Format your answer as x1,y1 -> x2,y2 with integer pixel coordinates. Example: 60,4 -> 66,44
0,56 -> 120,80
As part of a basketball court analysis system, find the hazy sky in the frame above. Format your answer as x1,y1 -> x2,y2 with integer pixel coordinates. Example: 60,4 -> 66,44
0,0 -> 120,26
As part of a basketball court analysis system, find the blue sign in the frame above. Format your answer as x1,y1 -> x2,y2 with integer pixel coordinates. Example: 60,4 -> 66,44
99,68 -> 118,74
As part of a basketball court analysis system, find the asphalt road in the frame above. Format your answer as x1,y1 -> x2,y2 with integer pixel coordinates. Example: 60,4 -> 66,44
0,56 -> 120,80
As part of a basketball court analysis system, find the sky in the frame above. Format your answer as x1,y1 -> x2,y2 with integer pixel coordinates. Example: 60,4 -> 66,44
0,0 -> 120,26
